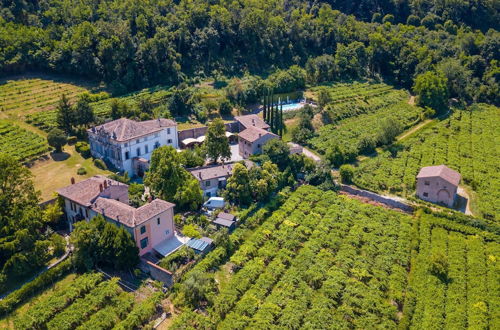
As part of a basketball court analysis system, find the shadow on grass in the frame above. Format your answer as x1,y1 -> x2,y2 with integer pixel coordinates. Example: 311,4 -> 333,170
50,151 -> 70,161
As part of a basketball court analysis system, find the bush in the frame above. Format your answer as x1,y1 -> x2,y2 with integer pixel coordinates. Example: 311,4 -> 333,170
77,167 -> 87,175
75,141 -> 91,158
339,164 -> 355,184
67,136 -> 77,145
93,158 -> 107,170
182,224 -> 202,238
51,233 -> 66,257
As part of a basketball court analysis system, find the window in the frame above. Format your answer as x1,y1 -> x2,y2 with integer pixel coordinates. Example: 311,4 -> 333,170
136,148 -> 141,157
140,237 -> 148,249
154,141 -> 160,149
167,128 -> 171,134
205,180 -> 211,187
423,192 -> 429,197
125,151 -> 130,160
167,139 -> 172,144
145,145 -> 149,153
157,218 -> 160,225
165,229 -> 170,236
257,144 -> 261,148
136,139 -> 140,144
424,181 -> 430,186
125,143 -> 128,147
140,226 -> 146,234
85,209 -> 89,218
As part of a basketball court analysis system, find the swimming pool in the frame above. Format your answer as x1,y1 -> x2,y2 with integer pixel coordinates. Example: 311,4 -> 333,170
280,102 -> 305,112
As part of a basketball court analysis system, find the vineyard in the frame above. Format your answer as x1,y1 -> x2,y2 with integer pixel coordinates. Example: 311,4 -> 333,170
307,83 -> 423,158
354,104 -> 499,220
26,88 -> 172,132
172,185 -> 413,328
0,120 -> 49,161
0,77 -> 95,117
11,272 -> 162,330
402,212 -> 499,329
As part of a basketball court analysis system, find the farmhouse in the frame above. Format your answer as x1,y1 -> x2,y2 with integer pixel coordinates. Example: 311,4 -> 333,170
238,126 -> 279,157
416,165 -> 461,207
57,175 -> 176,256
234,114 -> 270,132
88,118 -> 178,176
188,161 -> 253,197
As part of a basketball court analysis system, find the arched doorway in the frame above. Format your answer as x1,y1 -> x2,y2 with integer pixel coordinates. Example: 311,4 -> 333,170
437,189 -> 451,205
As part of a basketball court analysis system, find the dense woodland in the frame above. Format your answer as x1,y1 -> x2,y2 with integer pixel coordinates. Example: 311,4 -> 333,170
0,0 -> 498,105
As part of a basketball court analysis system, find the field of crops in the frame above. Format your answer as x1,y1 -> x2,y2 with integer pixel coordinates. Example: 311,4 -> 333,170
11,272 -> 162,330
26,88 -> 172,132
0,120 -> 49,161
0,77 -> 95,116
172,185 -> 413,328
309,82 -> 406,122
354,104 -> 499,220
402,212 -> 499,329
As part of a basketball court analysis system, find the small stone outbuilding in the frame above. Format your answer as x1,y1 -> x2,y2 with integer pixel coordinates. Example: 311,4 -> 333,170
416,165 -> 461,207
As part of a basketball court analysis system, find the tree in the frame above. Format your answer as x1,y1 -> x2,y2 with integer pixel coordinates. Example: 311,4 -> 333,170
219,98 -> 232,116
429,251 -> 449,282
262,138 -> 290,170
182,224 -> 201,238
74,94 -> 95,126
317,89 -> 332,110
110,99 -> 122,119
377,118 -> 403,145
414,71 -> 449,115
179,147 -> 205,167
179,271 -> 215,308
249,161 -> 279,201
339,164 -> 355,184
291,105 -> 315,144
72,215 -> 139,271
145,146 -> 202,210
47,128 -> 67,153
56,94 -> 74,133
203,118 -> 230,163
224,163 -> 252,205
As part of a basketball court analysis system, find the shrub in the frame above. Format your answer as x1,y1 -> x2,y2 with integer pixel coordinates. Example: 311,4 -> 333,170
77,167 -> 87,175
182,224 -> 202,238
93,158 -> 107,170
339,164 -> 355,184
75,141 -> 91,158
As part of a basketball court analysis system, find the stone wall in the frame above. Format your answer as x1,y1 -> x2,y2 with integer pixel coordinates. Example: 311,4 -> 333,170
340,184 -> 414,213
145,261 -> 174,287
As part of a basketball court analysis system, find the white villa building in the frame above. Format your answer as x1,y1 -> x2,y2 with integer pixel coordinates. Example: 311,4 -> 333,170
88,118 -> 178,176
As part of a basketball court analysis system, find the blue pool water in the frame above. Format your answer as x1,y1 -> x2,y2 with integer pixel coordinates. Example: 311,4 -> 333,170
280,103 -> 305,112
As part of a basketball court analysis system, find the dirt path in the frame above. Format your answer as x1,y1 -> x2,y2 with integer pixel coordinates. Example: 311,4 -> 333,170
397,119 -> 433,141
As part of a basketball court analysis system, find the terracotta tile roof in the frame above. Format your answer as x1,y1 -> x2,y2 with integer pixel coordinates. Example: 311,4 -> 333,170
417,165 -> 461,186
188,161 -> 254,181
91,198 -> 174,227
238,126 -> 278,143
89,118 -> 176,142
234,114 -> 270,130
56,175 -> 126,206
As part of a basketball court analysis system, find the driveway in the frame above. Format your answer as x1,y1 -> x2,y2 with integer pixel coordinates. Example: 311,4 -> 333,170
228,144 -> 243,162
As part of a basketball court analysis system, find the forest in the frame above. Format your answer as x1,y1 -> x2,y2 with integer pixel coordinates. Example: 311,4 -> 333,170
0,0 -> 498,106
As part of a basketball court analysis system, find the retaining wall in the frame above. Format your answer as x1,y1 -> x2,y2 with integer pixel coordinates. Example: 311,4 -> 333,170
340,184 -> 414,213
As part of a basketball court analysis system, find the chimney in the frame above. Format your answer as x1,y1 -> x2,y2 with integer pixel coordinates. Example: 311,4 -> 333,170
198,172 -> 202,179
148,195 -> 153,203
103,180 -> 108,189
258,133 -> 262,138
71,177 -> 75,185
99,184 -> 103,192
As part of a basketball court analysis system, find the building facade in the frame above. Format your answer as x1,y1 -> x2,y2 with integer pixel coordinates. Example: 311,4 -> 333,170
238,126 -> 279,158
416,165 -> 461,208
88,118 -> 178,175
57,176 -> 176,256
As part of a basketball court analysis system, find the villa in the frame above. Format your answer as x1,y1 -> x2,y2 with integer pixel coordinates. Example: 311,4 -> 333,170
57,175 -> 177,256
88,118 -> 179,176
238,126 -> 279,157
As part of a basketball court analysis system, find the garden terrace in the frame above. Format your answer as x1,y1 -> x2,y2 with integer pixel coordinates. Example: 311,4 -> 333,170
0,120 -> 49,161
171,185 -> 413,328
354,104 -> 499,220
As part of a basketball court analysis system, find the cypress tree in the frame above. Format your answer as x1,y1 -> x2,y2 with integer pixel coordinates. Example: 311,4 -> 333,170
263,95 -> 267,122
280,102 -> 284,136
269,95 -> 274,132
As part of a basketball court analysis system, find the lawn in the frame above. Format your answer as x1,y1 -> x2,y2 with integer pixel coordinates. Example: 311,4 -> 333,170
30,144 -> 112,202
